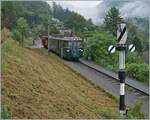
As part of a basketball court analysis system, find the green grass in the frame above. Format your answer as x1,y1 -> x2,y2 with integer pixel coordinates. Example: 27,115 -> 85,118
2,41 -> 119,118
1,111 -> 11,119
39,48 -> 146,119
1,106 -> 11,119
126,101 -> 145,119
1,41 -> 145,119
1,40 -> 13,74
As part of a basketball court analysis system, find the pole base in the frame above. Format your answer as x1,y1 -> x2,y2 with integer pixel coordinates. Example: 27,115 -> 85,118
119,110 -> 126,116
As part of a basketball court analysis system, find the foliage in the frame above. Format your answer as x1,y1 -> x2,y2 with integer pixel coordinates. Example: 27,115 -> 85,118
104,7 -> 123,36
13,1 -> 52,29
127,17 -> 149,47
12,29 -> 22,43
83,31 -> 118,70
83,30 -> 149,82
1,29 -> 16,75
126,63 -> 149,83
127,22 -> 147,54
1,111 -> 11,119
49,25 -> 60,35
1,1 -> 16,29
127,101 -> 145,119
126,52 -> 144,64
15,17 -> 29,46
52,2 -> 94,34
31,24 -> 46,39
64,12 -> 90,33
1,1 -> 52,37
16,17 -> 28,34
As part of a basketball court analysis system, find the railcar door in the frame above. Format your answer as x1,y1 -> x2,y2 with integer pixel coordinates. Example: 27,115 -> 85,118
71,41 -> 79,58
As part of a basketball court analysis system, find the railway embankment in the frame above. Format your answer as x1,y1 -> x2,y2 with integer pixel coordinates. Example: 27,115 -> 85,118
2,39 -> 119,119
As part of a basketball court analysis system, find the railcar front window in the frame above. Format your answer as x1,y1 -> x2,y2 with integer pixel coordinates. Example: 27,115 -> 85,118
77,42 -> 82,48
63,41 -> 69,48
68,42 -> 72,47
68,41 -> 82,48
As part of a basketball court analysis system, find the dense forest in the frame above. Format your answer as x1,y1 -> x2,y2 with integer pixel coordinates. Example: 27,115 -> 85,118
1,1 -> 149,84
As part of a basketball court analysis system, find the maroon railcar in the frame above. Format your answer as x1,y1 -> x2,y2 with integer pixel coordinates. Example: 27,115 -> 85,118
41,36 -> 48,48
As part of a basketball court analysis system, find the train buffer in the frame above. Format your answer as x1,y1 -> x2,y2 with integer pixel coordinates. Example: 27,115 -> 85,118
79,59 -> 149,95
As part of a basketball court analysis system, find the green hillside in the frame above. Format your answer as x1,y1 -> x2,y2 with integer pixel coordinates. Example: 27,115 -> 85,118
1,36 -> 119,118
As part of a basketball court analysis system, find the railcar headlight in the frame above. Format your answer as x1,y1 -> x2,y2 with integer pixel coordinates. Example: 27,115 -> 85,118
80,49 -> 83,52
66,49 -> 70,52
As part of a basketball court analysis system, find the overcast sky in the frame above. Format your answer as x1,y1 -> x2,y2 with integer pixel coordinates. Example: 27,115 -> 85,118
47,1 -> 101,8
47,0 -> 149,24
47,1 -> 102,23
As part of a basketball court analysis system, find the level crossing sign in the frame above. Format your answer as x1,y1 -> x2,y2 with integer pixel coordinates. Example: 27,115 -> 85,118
108,45 -> 116,53
128,44 -> 135,52
107,22 -> 136,116
117,23 -> 127,44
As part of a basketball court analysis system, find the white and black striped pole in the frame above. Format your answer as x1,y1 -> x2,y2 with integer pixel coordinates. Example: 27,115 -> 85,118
108,22 -> 135,116
116,23 -> 127,116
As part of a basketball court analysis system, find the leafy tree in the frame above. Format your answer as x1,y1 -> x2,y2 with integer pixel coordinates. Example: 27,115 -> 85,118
83,31 -> 118,70
52,2 -> 94,35
53,2 -> 66,21
1,1 -> 16,29
16,17 -> 28,46
64,12 -> 89,33
13,1 -> 52,28
127,22 -> 147,54
2,1 -> 52,36
49,26 -> 60,35
12,29 -> 22,42
104,7 -> 123,36
31,24 -> 46,38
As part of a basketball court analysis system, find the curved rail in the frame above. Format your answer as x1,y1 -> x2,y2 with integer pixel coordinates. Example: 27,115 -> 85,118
79,59 -> 149,95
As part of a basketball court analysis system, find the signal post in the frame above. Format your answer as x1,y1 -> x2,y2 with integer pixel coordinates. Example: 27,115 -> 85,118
108,22 -> 135,116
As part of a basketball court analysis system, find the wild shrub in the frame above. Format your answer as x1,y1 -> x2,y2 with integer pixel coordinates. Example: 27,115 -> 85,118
12,29 -> 22,43
126,52 -> 144,64
83,31 -> 118,69
1,106 -> 11,119
127,101 -> 145,119
126,63 -> 149,84
1,27 -> 13,43
1,111 -> 11,119
83,31 -> 148,83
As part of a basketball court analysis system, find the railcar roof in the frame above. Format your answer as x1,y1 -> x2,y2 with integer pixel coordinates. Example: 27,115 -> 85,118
49,36 -> 82,41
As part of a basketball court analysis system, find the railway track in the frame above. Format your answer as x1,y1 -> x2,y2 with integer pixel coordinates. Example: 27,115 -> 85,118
62,59 -> 149,117
79,59 -> 149,95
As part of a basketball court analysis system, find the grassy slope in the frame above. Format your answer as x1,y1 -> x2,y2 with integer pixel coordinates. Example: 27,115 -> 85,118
1,40 -> 119,119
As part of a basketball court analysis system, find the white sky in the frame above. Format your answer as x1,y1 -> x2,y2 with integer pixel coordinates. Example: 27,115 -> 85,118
47,1 -> 102,24
47,1 -> 101,8
47,0 -> 149,24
